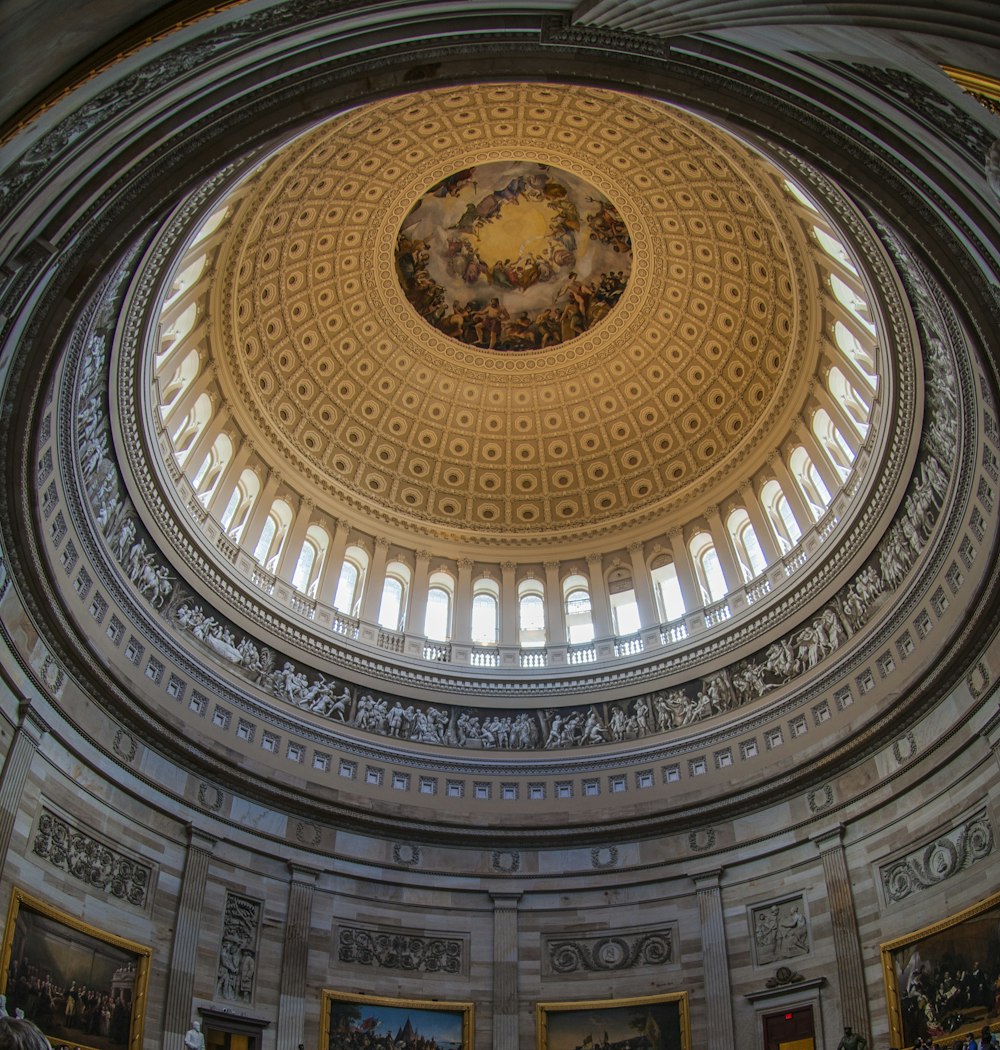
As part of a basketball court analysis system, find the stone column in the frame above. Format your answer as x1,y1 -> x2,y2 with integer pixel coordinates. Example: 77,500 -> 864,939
0,701 -> 46,866
668,529 -> 702,614
814,826 -> 870,1040
453,559 -> 474,644
739,483 -> 783,565
276,497 -> 314,584
491,892 -> 522,1050
163,827 -> 216,1047
161,361 -> 216,431
768,451 -> 814,535
704,505 -> 743,593
408,550 -> 432,636
585,553 -> 612,637
183,401 -> 231,488
241,469 -> 281,558
317,518 -> 351,608
793,416 -> 842,498
694,870 -> 735,1046
207,436 -> 254,520
277,864 -> 319,1050
543,561 -> 565,644
500,562 -> 517,646
627,542 -> 657,628
359,537 -> 390,624
811,374 -> 863,452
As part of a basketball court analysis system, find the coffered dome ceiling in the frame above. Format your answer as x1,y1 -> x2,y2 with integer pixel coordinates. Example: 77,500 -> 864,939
217,84 -> 810,543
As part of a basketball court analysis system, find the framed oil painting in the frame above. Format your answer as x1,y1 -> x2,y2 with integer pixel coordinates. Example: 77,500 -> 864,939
321,989 -> 474,1049
536,991 -> 690,1050
881,889 -> 1000,1048
0,887 -> 150,1050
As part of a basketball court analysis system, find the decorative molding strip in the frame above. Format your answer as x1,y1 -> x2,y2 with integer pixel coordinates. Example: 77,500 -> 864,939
337,925 -> 464,974
546,928 -> 674,974
880,809 -> 994,903
32,809 -> 151,907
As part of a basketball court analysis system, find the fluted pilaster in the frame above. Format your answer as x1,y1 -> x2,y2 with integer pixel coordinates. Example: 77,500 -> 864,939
277,864 -> 320,1050
491,892 -> 522,1050
694,870 -> 735,1046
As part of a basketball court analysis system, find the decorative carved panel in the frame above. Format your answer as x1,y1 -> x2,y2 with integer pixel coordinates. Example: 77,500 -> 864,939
32,809 -> 151,907
216,892 -> 262,1003
880,809 -> 994,903
337,925 -> 465,974
545,927 -> 675,974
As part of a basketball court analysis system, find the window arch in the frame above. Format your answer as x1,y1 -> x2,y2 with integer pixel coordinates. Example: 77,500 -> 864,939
220,468 -> 259,538
156,301 -> 199,368
333,545 -> 368,618
812,408 -> 854,479
789,446 -> 832,520
517,578 -> 546,647
189,204 -> 230,246
171,393 -> 212,464
760,479 -> 802,554
471,578 -> 499,645
650,557 -> 685,622
165,253 -> 207,305
563,573 -> 594,645
192,432 -> 233,504
689,532 -> 727,604
727,509 -> 768,582
291,524 -> 330,596
813,226 -> 857,273
158,347 -> 201,414
830,273 -> 875,335
833,320 -> 877,385
252,498 -> 292,571
828,365 -> 871,435
424,570 -> 454,641
378,561 -> 411,632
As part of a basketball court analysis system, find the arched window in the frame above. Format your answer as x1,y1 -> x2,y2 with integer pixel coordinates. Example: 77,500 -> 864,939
790,446 -> 832,520
607,567 -> 640,636
518,578 -> 546,647
291,524 -> 330,596
165,253 -> 207,305
252,498 -> 292,571
378,561 -> 411,632
424,570 -> 454,641
650,557 -> 685,622
333,545 -> 369,617
783,179 -> 819,211
192,432 -> 233,504
471,579 -> 499,645
727,509 -> 768,582
760,479 -> 802,554
813,227 -> 857,274
157,302 -> 199,367
158,347 -> 201,414
563,574 -> 594,645
189,204 -> 230,246
830,274 -> 875,333
833,321 -> 877,385
812,409 -> 853,479
220,468 -> 259,537
689,532 -> 727,604
171,393 -> 212,464
828,366 -> 871,435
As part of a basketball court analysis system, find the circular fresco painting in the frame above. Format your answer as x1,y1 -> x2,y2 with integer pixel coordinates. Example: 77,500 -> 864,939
396,161 -> 632,351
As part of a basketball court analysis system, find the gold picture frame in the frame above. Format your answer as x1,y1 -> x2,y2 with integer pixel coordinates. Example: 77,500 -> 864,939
321,989 -> 474,1049
880,889 -> 1000,1049
536,990 -> 690,1050
0,887 -> 150,1050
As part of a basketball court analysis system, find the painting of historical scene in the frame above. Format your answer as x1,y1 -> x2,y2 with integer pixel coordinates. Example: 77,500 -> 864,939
881,890 -> 1000,1047
537,991 -> 689,1050
0,887 -> 150,1050
396,161 -> 631,350
322,989 -> 473,1050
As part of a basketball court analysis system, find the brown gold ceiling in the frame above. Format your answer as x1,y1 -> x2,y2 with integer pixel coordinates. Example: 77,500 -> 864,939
216,84 -> 812,543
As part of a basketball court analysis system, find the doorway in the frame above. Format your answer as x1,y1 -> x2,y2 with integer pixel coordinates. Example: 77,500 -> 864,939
763,1005 -> 816,1050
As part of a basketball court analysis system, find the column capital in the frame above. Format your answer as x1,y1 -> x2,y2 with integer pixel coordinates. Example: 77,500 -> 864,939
288,862 -> 321,885
374,536 -> 390,551
692,868 -> 724,891
812,824 -> 846,853
186,825 -> 217,854
627,541 -> 644,554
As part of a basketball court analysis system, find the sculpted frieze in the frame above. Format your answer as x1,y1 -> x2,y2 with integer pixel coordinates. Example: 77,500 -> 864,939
546,929 -> 674,974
